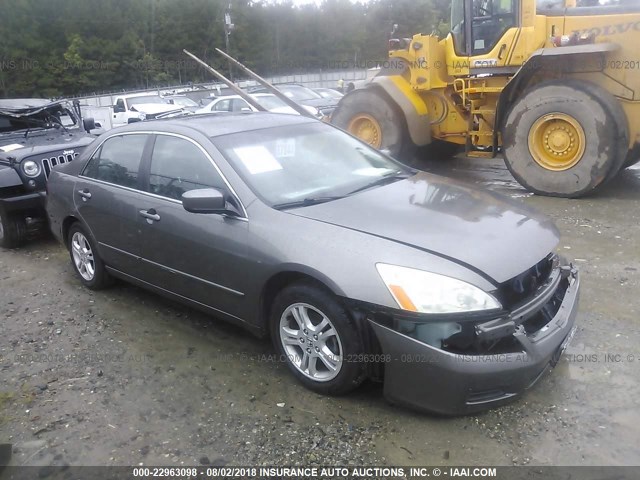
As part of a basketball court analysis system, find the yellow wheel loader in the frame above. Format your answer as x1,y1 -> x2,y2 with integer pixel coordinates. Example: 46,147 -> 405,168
331,0 -> 640,197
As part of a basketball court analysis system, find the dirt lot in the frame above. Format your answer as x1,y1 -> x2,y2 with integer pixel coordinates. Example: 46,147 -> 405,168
1,157 -> 639,468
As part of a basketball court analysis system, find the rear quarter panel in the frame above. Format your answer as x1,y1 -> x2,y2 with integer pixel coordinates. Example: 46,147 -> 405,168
45,169 -> 79,244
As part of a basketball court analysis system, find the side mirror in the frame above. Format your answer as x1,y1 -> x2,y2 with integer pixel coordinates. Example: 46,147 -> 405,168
182,188 -> 226,214
83,117 -> 96,132
240,107 -> 252,112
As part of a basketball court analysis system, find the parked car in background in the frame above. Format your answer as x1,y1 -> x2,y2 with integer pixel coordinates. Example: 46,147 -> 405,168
314,88 -> 344,100
0,99 -> 98,247
248,84 -> 338,118
46,112 -> 579,415
163,95 -> 200,113
112,92 -> 185,127
196,93 -> 317,117
183,88 -> 230,106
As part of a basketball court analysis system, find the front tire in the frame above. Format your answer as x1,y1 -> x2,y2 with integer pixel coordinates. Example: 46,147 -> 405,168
270,282 -> 365,395
502,80 -> 628,197
67,223 -> 112,289
0,211 -> 27,249
331,88 -> 412,158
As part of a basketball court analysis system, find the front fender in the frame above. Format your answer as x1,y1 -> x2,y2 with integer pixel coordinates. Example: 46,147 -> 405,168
0,166 -> 23,189
370,76 -> 432,146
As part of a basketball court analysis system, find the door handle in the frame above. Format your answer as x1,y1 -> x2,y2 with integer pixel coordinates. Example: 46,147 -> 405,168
139,209 -> 161,222
77,189 -> 92,200
498,43 -> 507,60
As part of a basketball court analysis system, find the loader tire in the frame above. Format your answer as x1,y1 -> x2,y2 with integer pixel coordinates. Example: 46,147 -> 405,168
502,80 -> 628,198
576,80 -> 629,182
331,88 -> 412,159
622,144 -> 640,169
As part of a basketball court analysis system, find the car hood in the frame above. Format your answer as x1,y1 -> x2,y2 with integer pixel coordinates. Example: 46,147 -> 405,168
289,172 -> 560,284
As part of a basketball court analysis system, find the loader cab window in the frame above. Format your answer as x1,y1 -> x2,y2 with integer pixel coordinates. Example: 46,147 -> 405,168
451,0 -> 518,56
472,0 -> 517,55
451,0 -> 467,55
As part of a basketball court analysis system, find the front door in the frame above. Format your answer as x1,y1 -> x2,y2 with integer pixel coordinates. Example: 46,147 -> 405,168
135,133 -> 250,320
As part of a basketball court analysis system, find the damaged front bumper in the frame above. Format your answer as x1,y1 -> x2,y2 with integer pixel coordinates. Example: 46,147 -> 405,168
368,263 -> 580,415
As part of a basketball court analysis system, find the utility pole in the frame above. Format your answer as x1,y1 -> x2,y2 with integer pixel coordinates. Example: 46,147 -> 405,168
224,4 -> 235,81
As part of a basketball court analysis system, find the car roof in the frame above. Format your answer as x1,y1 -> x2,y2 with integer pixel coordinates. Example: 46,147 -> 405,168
112,111 -> 316,138
210,93 -> 274,101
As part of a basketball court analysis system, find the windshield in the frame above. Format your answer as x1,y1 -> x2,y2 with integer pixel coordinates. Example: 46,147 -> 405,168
0,104 -> 77,133
281,86 -> 323,102
128,95 -> 167,105
168,97 -> 198,107
451,0 -> 466,55
316,89 -> 342,99
213,122 -> 408,207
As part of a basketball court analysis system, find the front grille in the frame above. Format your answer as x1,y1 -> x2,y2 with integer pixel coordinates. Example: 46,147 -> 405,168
497,253 -> 556,309
41,152 -> 79,178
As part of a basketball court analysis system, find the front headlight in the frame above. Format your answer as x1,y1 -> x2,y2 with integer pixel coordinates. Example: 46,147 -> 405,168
376,263 -> 501,314
22,160 -> 41,177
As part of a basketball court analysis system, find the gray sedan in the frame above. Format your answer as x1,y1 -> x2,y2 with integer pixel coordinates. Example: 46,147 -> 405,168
45,113 -> 580,415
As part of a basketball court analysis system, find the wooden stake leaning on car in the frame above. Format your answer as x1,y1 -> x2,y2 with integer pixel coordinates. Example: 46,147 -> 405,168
182,49 -> 267,113
214,48 -> 316,120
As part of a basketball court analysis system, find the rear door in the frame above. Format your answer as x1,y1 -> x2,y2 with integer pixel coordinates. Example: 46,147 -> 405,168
75,133 -> 151,273
135,133 -> 250,319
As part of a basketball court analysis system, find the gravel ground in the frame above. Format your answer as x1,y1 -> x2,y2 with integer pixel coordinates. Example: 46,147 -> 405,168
1,157 -> 639,468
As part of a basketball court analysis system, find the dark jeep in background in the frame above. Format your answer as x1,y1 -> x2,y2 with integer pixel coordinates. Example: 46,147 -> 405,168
0,99 -> 98,248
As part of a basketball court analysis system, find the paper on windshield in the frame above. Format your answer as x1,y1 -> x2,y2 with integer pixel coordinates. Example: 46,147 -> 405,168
275,139 -> 295,157
234,145 -> 283,174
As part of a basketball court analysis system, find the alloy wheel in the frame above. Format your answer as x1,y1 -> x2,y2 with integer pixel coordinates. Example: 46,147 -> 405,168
71,232 -> 96,281
279,303 -> 343,382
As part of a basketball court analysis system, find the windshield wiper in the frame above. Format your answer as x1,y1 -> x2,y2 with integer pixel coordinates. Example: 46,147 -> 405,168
273,195 -> 345,210
347,171 -> 412,195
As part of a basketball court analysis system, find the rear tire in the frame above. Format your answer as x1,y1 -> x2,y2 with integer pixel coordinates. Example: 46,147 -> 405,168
575,81 -> 629,182
67,222 -> 113,290
0,211 -> 27,249
502,80 -> 628,198
270,281 -> 365,395
331,88 -> 412,159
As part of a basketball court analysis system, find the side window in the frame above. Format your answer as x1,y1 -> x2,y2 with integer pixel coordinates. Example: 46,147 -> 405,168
148,135 -> 225,201
114,98 -> 126,113
213,99 -> 231,112
232,99 -> 250,112
83,134 -> 147,189
471,0 -> 516,55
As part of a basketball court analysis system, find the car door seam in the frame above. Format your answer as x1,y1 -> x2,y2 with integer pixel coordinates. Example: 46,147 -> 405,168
99,241 -> 245,297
